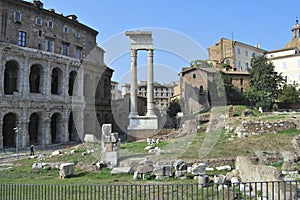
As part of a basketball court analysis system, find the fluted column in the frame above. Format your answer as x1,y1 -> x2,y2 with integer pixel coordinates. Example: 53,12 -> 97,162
129,49 -> 138,117
146,49 -> 155,116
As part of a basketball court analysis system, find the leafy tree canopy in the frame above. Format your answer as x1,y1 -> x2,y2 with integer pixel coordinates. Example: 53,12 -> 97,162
167,98 -> 181,117
244,55 -> 285,109
279,83 -> 300,104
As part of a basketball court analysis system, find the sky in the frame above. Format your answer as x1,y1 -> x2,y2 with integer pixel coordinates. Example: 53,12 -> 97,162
33,0 -> 300,84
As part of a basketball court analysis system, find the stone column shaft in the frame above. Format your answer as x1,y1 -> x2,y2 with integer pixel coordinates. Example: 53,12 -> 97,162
146,49 -> 155,116
129,49 -> 138,117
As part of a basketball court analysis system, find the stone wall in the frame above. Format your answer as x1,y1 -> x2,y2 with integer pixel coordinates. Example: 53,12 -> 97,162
234,120 -> 296,138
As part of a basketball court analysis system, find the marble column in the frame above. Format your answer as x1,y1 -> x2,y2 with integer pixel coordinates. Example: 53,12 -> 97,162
146,49 -> 155,116
129,49 -> 138,117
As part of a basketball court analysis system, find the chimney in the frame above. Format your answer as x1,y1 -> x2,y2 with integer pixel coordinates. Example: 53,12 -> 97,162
67,15 -> 78,21
32,0 -> 44,8
49,8 -> 55,13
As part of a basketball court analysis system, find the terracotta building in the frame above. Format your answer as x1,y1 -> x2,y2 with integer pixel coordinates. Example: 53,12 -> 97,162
0,0 -> 113,149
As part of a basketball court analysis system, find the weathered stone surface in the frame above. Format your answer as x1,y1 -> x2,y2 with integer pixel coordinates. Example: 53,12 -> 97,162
191,163 -> 206,175
111,167 -> 132,175
59,163 -> 75,179
84,134 -> 98,143
235,156 -> 296,200
137,164 -> 153,174
281,161 -> 298,174
173,160 -> 187,171
51,150 -> 61,156
153,165 -> 172,177
234,120 -> 296,138
101,124 -> 120,168
216,165 -> 231,171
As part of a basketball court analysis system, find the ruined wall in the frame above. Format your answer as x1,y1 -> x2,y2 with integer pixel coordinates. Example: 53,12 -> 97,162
234,120 -> 296,138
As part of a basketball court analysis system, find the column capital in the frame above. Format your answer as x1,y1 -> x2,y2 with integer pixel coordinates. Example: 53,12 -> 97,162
130,49 -> 137,57
147,49 -> 154,57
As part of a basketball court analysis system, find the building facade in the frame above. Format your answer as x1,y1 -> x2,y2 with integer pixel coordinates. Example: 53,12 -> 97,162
121,81 -> 177,112
208,38 -> 266,71
0,0 -> 113,149
265,20 -> 300,89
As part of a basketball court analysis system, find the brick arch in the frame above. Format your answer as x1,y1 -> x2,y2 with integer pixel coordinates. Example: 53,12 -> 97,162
50,112 -> 63,143
51,67 -> 63,95
2,112 -> 18,148
68,70 -> 77,96
29,64 -> 43,93
4,60 -> 19,95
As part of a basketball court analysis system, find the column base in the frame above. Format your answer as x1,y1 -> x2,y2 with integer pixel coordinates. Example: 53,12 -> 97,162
128,115 -> 158,130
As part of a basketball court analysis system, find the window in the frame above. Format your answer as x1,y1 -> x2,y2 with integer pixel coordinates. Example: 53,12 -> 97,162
14,11 -> 22,23
87,41 -> 92,49
61,42 -> 69,56
76,46 -> 82,59
252,52 -> 256,57
285,76 -> 289,82
161,92 -> 163,97
45,39 -> 54,52
47,21 -> 53,28
193,74 -> 196,78
63,25 -> 69,33
18,31 -> 26,46
237,48 -> 241,55
245,51 -> 248,57
35,18 -> 42,25
38,30 -> 42,37
283,62 -> 287,69
245,62 -> 249,70
75,31 -> 81,38
238,61 -> 241,70
240,78 -> 243,86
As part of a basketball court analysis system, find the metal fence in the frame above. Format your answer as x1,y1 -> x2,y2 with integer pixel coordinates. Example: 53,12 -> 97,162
0,180 -> 299,200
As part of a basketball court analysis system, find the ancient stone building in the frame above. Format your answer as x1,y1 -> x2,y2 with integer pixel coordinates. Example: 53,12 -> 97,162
0,0 -> 113,149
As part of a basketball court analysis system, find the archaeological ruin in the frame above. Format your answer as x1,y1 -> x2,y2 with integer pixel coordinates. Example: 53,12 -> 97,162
0,0 -> 113,149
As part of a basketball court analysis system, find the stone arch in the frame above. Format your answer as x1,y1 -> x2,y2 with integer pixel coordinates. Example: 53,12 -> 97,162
104,78 -> 110,98
95,76 -> 101,100
4,60 -> 19,95
29,64 -> 42,93
28,112 -> 42,145
68,71 -> 77,96
51,67 -> 63,95
84,74 -> 92,98
68,112 -> 77,141
51,113 -> 63,143
2,113 -> 17,148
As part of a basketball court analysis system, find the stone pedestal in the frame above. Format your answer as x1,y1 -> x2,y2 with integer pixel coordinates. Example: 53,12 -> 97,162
101,124 -> 120,168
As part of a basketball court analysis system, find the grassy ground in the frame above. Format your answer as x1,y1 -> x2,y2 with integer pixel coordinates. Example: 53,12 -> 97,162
0,107 -> 299,184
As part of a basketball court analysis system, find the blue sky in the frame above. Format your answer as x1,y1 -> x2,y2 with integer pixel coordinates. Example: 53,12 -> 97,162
37,0 -> 300,84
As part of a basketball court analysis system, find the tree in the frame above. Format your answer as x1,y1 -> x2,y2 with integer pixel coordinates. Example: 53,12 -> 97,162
221,73 -> 247,105
167,98 -> 181,117
244,55 -> 285,109
279,83 -> 300,104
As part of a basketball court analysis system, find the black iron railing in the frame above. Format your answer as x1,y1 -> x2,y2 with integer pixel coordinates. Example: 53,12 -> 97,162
0,180 -> 298,200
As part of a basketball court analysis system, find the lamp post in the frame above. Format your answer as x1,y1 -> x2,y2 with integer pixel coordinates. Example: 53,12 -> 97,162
13,123 -> 19,158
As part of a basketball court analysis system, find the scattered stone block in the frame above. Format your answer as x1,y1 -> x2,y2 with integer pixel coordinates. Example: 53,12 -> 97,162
191,163 -> 206,175
51,150 -> 61,156
59,163 -> 75,179
84,134 -> 98,143
198,175 -> 209,187
111,167 -> 132,175
216,165 -> 231,171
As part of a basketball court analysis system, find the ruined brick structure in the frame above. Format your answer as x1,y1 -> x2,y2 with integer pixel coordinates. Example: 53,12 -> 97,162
0,0 -> 113,149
